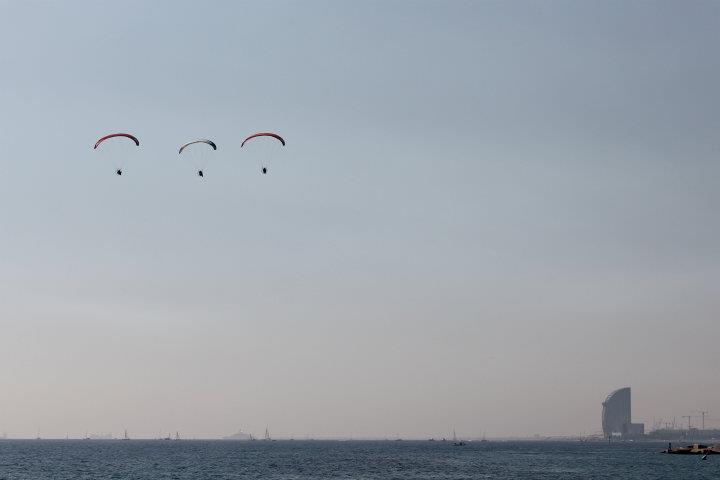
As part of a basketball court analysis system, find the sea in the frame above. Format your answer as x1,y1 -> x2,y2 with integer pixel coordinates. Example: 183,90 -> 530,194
0,440 -> 716,479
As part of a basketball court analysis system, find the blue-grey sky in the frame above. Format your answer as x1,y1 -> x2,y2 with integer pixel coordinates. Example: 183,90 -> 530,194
1,0 -> 719,439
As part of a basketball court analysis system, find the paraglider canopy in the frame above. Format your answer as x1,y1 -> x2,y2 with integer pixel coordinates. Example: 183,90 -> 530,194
178,139 -> 217,154
241,132 -> 285,147
94,133 -> 140,149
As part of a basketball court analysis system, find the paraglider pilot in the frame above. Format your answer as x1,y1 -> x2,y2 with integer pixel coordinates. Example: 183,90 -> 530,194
198,170 -> 204,177
262,167 -> 267,174
116,169 -> 122,176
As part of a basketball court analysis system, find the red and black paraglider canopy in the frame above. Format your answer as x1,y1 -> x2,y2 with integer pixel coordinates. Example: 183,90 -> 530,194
241,132 -> 285,147
94,133 -> 140,149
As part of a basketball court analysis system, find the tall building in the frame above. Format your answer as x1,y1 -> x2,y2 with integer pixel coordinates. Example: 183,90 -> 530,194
602,387 -> 644,438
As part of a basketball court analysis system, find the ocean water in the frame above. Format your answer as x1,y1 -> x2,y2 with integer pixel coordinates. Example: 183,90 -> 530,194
0,440 -> 716,479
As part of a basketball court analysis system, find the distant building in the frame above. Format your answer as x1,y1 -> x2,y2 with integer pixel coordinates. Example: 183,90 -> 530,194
602,387 -> 644,438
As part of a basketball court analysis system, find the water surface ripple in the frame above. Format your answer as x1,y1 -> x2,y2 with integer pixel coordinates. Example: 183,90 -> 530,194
0,440 -> 716,479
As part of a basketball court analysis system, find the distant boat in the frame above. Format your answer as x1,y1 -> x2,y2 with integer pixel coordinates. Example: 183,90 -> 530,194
122,429 -> 130,441
264,428 -> 271,441
221,429 -> 252,441
452,429 -> 465,447
174,431 -> 180,441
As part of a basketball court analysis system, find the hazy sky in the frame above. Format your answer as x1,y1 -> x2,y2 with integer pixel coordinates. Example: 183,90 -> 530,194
1,0 -> 719,439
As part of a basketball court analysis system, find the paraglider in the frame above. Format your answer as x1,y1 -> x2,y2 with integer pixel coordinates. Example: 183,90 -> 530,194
241,132 -> 285,174
179,139 -> 217,178
94,133 -> 140,175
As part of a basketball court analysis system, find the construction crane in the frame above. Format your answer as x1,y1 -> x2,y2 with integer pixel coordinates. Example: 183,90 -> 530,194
693,411 -> 709,430
682,415 -> 693,430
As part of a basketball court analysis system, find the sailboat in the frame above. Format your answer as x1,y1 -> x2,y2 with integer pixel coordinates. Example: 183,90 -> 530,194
264,428 -> 272,441
122,429 -> 130,441
452,429 -> 465,447
174,431 -> 180,441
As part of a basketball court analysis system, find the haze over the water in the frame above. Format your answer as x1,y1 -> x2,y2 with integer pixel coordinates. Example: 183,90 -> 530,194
0,1 -> 718,439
